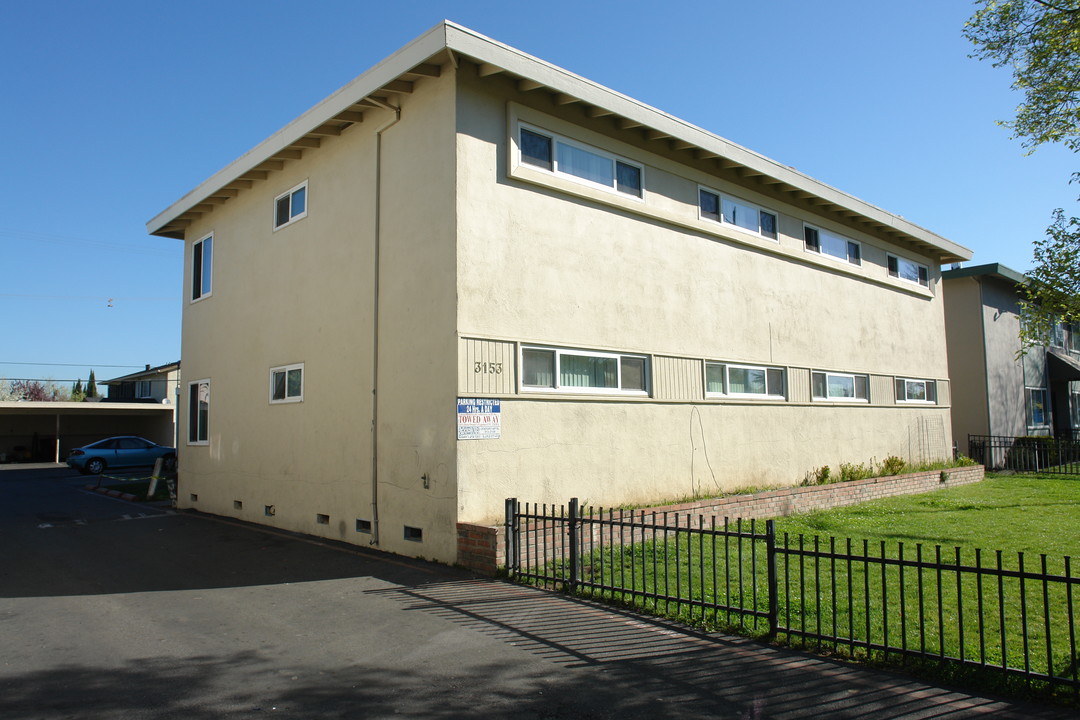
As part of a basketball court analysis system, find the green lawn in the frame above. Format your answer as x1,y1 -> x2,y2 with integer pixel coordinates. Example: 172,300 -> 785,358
528,473 -> 1080,701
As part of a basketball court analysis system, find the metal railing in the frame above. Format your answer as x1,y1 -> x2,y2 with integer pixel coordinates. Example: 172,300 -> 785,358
967,434 -> 1080,474
505,498 -> 1080,699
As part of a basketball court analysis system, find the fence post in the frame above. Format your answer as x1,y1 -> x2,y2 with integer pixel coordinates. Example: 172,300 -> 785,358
567,497 -> 579,593
766,519 -> 779,639
504,498 -> 517,577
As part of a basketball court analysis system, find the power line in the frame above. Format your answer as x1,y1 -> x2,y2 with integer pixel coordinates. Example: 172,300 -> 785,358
0,362 -> 144,368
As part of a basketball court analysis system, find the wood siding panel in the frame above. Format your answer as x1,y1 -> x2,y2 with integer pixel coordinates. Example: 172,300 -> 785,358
870,375 -> 894,406
460,339 -> 516,395
788,367 -> 810,403
936,378 -> 950,406
653,356 -> 703,401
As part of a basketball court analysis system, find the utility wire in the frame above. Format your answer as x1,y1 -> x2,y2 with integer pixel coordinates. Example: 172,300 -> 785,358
0,362 -> 144,368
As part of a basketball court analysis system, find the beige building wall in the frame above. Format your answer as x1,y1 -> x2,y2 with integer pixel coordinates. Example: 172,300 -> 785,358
178,69 -> 460,563
453,70 -> 953,523
943,276 -> 990,451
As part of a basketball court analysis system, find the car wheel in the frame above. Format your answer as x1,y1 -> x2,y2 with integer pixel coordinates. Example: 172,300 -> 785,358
86,458 -> 106,475
163,455 -> 177,473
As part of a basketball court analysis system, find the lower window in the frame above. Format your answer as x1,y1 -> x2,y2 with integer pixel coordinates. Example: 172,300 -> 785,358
812,371 -> 869,401
270,363 -> 304,403
706,362 -> 785,398
521,346 -> 648,394
1026,387 -> 1049,428
188,380 -> 210,444
896,377 -> 937,404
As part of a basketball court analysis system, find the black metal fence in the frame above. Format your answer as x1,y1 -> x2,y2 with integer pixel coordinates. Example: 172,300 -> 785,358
505,498 -> 1080,699
968,434 -> 1080,474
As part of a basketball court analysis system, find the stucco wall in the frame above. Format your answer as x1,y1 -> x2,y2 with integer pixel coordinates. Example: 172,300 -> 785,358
980,277 -> 1029,437
943,275 -> 989,451
453,68 -> 954,524
177,69 -> 459,562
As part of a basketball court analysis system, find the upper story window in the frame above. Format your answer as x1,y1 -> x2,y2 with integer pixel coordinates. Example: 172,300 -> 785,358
191,234 -> 212,302
887,254 -> 929,287
698,188 -> 778,240
135,380 -> 153,399
270,363 -> 304,404
519,125 -> 643,198
804,225 -> 860,265
895,377 -> 937,404
1068,323 -> 1080,353
1050,322 -> 1066,349
1026,387 -> 1049,428
188,380 -> 210,445
521,346 -> 648,395
705,362 -> 785,399
274,181 -> 308,229
812,371 -> 869,402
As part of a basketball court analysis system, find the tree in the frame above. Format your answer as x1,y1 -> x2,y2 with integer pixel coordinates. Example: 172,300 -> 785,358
9,380 -> 49,402
85,370 -> 98,399
965,1 -> 1080,341
72,378 -> 85,402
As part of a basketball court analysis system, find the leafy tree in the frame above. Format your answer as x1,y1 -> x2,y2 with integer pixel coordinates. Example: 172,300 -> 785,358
72,378 -> 85,402
9,380 -> 49,402
965,0 -> 1080,343
85,370 -> 98,399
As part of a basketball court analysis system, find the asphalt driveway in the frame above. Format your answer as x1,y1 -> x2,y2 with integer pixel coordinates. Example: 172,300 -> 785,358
0,466 -> 1071,719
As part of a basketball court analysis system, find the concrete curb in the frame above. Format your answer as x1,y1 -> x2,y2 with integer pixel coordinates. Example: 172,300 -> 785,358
86,485 -> 141,503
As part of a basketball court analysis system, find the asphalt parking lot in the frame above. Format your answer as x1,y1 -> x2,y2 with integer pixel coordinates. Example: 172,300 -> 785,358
0,465 -> 1073,719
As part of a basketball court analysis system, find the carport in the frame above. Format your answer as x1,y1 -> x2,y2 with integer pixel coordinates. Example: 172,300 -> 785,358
0,401 -> 175,463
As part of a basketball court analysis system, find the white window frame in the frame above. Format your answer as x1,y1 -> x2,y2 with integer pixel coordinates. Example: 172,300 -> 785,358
135,380 -> 154,399
516,123 -> 645,200
269,363 -> 304,404
803,223 -> 861,266
191,233 -> 213,303
187,379 -> 210,446
1070,388 -> 1080,429
273,180 -> 308,230
519,345 -> 649,396
1026,387 -> 1050,429
887,253 -> 930,287
895,377 -> 937,404
697,185 -> 778,241
704,362 -> 786,400
811,371 -> 869,402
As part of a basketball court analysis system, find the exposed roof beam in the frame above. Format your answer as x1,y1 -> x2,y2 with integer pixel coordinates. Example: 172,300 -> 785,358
257,160 -> 284,171
291,137 -> 321,148
645,129 -> 670,141
307,124 -> 343,136
240,170 -> 268,180
407,63 -> 440,77
554,93 -> 578,105
334,110 -> 364,123
588,106 -> 613,118
271,150 -> 303,161
380,80 -> 414,94
671,140 -> 694,151
205,196 -> 229,205
618,118 -> 642,130
695,149 -> 720,161
717,158 -> 741,170
228,180 -> 254,189
191,204 -> 215,213
517,79 -> 544,92
477,63 -> 503,77
210,188 -> 241,198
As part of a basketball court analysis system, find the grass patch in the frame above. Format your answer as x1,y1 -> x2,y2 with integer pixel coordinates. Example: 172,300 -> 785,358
516,473 -> 1080,704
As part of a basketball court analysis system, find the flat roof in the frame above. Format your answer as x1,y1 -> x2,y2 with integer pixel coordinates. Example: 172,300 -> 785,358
941,262 -> 1027,285
0,402 -> 174,416
147,21 -> 972,263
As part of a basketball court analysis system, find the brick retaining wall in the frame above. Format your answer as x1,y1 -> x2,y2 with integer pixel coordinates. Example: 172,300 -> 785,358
455,465 -> 985,575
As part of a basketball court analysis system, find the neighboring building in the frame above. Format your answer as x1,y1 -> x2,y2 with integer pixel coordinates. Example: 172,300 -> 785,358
0,402 -> 175,463
104,361 -> 181,405
943,263 -> 1080,451
147,22 -> 971,563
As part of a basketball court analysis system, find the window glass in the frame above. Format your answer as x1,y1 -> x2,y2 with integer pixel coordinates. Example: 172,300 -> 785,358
722,197 -> 759,233
699,190 -> 720,222
807,226 -> 859,265
189,381 -> 209,443
560,354 -> 617,388
759,211 -> 777,239
905,380 -> 927,402
705,363 -> 726,394
729,367 -> 766,394
1027,388 -> 1048,426
270,365 -> 303,402
287,368 -> 303,397
275,196 -> 291,228
556,142 -> 614,187
813,371 -> 868,400
615,161 -> 642,197
192,235 -> 212,301
520,128 -> 553,170
522,349 -> 555,388
275,183 -> 308,228
272,371 -> 287,401
766,368 -> 784,396
291,186 -> 306,216
620,356 -> 646,391
889,255 -> 929,287
828,374 -> 855,398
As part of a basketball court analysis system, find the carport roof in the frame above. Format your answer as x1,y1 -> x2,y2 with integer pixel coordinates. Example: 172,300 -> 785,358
0,402 -> 174,416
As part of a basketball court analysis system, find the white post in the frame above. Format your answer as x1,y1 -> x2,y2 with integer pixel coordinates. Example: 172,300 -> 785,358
54,414 -> 60,463
147,457 -> 163,500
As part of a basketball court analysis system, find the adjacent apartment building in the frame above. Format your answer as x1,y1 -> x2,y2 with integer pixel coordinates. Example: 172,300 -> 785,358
943,263 -> 1080,452
148,22 -> 971,563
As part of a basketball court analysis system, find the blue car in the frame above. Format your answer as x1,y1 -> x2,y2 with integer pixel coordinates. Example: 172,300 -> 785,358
67,436 -> 177,475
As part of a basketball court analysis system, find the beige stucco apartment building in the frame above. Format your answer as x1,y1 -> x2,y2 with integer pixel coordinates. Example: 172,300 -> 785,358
148,22 -> 971,563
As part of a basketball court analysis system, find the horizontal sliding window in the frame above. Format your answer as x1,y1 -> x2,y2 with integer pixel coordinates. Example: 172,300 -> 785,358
522,346 -> 648,394
804,225 -> 860,265
274,181 -> 308,230
812,371 -> 869,401
519,125 -> 643,198
698,188 -> 777,240
705,362 -> 785,399
1026,387 -> 1049,428
270,363 -> 304,404
888,254 -> 929,287
895,377 -> 937,404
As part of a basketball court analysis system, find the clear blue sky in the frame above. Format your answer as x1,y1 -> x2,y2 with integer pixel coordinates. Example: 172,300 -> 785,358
1,0 -> 1074,388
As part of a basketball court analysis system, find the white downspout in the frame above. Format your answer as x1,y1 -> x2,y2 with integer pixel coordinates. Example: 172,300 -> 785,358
370,98 -> 401,547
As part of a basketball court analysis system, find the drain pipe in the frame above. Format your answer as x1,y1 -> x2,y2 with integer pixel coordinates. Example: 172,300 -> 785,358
369,97 -> 401,547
